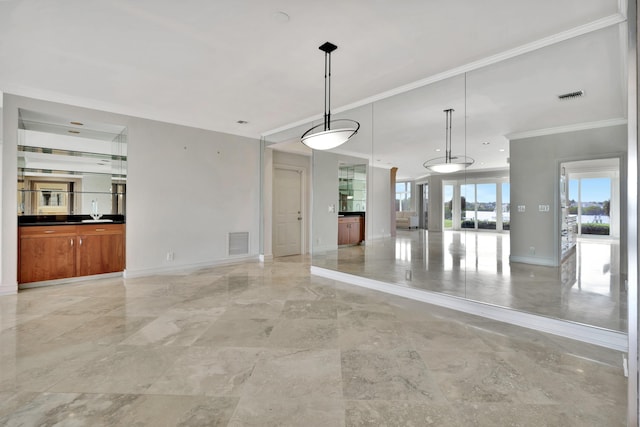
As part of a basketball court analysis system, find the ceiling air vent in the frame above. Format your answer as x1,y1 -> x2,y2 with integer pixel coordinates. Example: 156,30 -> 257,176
558,90 -> 584,100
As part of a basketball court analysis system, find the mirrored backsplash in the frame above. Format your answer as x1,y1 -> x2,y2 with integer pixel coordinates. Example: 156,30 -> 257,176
17,108 -> 127,217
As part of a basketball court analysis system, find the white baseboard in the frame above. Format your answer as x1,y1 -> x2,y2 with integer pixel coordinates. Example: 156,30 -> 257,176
509,255 -> 558,267
0,284 -> 18,295
311,266 -> 627,352
124,255 -> 259,279
311,245 -> 338,255
259,254 -> 274,263
367,233 -> 392,241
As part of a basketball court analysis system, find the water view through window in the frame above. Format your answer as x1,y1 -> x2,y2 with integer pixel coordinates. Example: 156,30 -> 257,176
569,177 -> 611,236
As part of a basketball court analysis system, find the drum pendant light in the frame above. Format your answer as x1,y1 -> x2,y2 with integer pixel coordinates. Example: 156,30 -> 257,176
301,42 -> 360,150
423,108 -> 474,173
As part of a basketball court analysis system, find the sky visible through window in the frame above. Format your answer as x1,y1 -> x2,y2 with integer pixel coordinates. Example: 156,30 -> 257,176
569,177 -> 611,202
443,183 -> 510,204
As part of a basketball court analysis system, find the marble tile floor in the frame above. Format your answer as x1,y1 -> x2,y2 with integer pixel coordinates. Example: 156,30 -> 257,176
314,230 -> 627,332
0,256 -> 627,426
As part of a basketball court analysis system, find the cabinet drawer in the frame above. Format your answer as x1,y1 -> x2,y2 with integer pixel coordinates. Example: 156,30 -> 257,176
339,216 -> 361,224
19,225 -> 77,237
76,223 -> 124,235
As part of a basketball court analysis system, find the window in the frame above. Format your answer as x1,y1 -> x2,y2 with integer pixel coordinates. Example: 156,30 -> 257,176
476,183 -> 497,230
502,183 -> 510,230
443,180 -> 509,231
443,184 -> 453,229
395,182 -> 412,212
461,183 -> 476,228
569,176 -> 612,236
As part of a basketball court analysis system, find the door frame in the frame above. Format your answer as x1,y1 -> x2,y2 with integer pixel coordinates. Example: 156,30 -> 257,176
273,163 -> 307,257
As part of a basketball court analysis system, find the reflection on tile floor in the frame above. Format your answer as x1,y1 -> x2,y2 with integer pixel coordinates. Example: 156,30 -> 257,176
0,256 -> 627,425
313,230 -> 627,331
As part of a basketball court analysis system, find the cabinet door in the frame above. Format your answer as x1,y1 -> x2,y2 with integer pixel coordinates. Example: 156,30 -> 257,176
338,221 -> 350,245
348,219 -> 361,245
19,235 -> 76,283
77,229 -> 125,276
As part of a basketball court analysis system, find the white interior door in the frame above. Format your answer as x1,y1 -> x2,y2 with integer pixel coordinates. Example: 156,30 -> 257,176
273,168 -> 302,257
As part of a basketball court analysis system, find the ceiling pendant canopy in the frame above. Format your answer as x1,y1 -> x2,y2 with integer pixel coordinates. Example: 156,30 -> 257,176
301,42 -> 360,150
423,108 -> 474,173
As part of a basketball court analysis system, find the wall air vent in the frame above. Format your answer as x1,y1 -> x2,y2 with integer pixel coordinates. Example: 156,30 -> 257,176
228,232 -> 249,256
558,90 -> 584,100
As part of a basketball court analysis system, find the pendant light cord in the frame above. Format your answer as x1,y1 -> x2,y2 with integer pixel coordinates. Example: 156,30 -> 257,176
324,50 -> 332,131
444,109 -> 453,164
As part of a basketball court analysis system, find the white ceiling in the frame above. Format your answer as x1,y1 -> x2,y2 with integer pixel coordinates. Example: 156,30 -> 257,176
1,0 -> 628,180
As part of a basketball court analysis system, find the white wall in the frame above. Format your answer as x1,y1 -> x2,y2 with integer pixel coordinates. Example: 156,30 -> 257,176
125,117 -> 260,276
368,166 -> 391,240
311,150 -> 340,253
2,94 -> 261,293
509,124 -> 627,267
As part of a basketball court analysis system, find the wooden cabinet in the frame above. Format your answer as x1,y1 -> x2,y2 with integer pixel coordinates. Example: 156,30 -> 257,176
19,225 -> 77,283
76,224 -> 125,277
338,216 -> 363,245
18,223 -> 125,284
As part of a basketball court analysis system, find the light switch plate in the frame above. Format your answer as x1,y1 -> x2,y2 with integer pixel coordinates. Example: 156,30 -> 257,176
517,205 -> 525,212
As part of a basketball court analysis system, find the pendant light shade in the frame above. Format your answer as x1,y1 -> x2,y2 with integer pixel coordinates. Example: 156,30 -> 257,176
423,108 -> 474,173
301,42 -> 360,150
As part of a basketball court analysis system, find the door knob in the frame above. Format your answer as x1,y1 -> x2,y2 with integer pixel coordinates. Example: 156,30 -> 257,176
298,217 -> 302,220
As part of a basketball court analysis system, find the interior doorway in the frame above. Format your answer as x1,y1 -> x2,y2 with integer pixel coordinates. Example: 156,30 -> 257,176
273,167 -> 303,257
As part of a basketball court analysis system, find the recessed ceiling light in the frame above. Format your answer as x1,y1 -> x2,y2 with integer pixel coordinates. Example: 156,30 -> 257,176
435,148 -> 441,152
70,121 -> 84,126
236,120 -> 249,124
499,148 -> 505,152
68,130 -> 80,134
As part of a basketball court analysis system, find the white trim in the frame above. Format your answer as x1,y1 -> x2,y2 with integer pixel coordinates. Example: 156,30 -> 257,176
507,118 -> 628,141
263,14 -> 627,138
18,272 -> 122,289
625,0 -> 638,423
509,255 -> 558,267
259,254 -> 273,262
0,284 -> 18,295
123,256 -> 259,279
311,266 -> 628,351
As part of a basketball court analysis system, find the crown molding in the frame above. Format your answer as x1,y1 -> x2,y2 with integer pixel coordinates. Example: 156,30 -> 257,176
506,117 -> 628,140
263,13 -> 627,138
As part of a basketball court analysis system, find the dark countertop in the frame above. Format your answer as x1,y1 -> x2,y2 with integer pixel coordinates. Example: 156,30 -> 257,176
338,211 -> 365,217
18,214 -> 126,226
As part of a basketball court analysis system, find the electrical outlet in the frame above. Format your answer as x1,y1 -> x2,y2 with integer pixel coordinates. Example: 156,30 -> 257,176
166,251 -> 174,261
529,246 -> 535,255
517,205 -> 525,212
